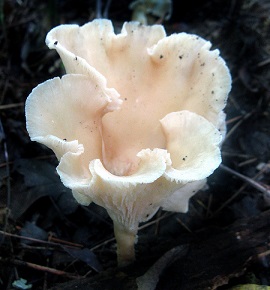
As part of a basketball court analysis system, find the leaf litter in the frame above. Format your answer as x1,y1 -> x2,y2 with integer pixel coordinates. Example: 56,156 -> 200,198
0,0 -> 270,289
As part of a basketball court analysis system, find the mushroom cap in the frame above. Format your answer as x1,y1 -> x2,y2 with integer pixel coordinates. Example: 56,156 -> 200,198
45,20 -> 231,176
26,20 -> 231,230
26,80 -> 222,229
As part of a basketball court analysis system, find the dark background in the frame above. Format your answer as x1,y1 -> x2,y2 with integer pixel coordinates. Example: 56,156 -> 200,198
0,0 -> 270,289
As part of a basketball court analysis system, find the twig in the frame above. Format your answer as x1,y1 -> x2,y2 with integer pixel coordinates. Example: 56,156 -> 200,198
0,154 -> 55,168
11,259 -> 82,279
238,157 -> 258,167
222,151 -> 253,159
212,183 -> 247,217
138,212 -> 174,231
226,115 -> 243,125
257,57 -> 270,67
95,0 -> 112,19
90,236 -> 115,252
49,234 -> 83,248
0,230 -> 82,249
0,119 -> 11,245
206,193 -> 213,217
212,164 -> 270,216
224,111 -> 253,141
154,210 -> 162,236
96,0 -> 102,18
220,164 -> 270,195
0,102 -> 24,110
176,218 -> 193,233
103,0 -> 112,18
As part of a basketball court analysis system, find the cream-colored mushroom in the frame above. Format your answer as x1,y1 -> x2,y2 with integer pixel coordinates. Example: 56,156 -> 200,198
25,19 -> 231,266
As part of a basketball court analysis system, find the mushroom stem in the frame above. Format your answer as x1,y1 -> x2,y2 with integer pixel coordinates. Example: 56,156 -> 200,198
113,221 -> 137,266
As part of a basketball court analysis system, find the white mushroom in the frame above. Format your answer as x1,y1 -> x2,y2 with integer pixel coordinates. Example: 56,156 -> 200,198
25,19 -> 231,266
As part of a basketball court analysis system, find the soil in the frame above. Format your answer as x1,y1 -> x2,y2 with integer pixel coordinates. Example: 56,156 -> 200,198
0,0 -> 270,289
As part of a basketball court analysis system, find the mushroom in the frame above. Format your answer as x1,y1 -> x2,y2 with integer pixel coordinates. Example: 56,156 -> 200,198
25,19 -> 231,266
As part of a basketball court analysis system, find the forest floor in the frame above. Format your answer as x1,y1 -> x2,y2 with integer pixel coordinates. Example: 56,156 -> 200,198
0,0 -> 270,289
